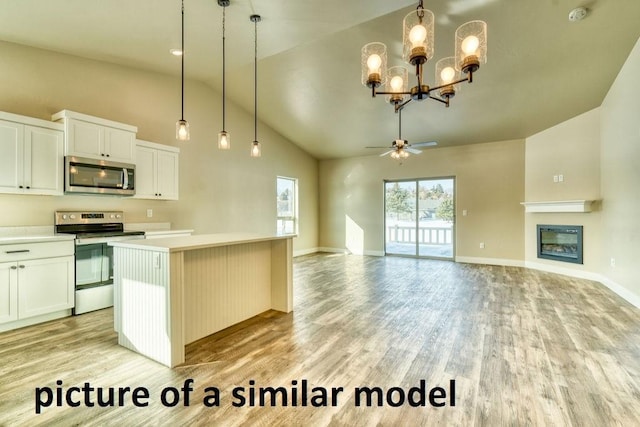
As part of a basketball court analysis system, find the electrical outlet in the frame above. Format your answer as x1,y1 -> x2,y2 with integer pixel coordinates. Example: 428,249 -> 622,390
559,174 -> 564,182
611,258 -> 616,267
462,209 -> 468,216
480,242 -> 485,249
147,209 -> 153,218
553,175 -> 559,183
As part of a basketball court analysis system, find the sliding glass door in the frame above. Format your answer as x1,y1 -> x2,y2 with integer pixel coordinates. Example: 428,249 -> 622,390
384,177 -> 455,259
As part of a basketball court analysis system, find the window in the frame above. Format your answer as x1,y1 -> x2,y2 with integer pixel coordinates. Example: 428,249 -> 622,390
277,176 -> 298,234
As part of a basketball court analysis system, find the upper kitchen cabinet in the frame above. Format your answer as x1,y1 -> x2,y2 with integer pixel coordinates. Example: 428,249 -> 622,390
0,111 -> 64,196
52,110 -> 137,163
134,139 -> 180,200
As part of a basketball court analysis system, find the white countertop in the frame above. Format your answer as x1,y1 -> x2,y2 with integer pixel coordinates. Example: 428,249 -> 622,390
109,232 -> 296,253
0,234 -> 76,245
143,229 -> 194,237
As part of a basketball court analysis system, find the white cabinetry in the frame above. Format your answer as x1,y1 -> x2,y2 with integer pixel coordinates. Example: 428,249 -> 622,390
52,110 -> 137,163
135,139 -> 179,200
0,112 -> 64,196
0,239 -> 75,332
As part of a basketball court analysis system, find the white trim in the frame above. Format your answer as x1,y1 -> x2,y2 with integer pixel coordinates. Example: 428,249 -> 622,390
597,276 -> 640,309
525,261 -> 640,309
136,139 -> 180,153
317,247 -> 349,254
293,247 -> 319,257
0,309 -> 72,333
456,256 -> 525,267
364,250 -> 385,257
524,261 -> 600,281
0,110 -> 64,131
520,200 -> 595,213
52,109 -> 138,132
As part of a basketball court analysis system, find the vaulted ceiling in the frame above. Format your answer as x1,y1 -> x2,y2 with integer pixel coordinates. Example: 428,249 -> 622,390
2,0 -> 640,159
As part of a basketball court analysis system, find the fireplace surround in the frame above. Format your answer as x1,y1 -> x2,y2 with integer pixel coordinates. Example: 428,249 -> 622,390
537,224 -> 583,264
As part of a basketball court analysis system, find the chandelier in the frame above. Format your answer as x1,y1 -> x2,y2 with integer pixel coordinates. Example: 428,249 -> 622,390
361,0 -> 487,113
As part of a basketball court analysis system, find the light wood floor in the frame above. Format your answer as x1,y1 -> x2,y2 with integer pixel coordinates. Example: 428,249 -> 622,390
1,253 -> 639,426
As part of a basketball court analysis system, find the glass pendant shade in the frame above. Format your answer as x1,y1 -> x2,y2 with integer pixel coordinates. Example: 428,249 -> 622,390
176,119 -> 190,141
403,8 -> 434,65
386,66 -> 409,104
455,20 -> 487,73
361,42 -> 387,88
435,56 -> 460,98
218,130 -> 230,150
250,141 -> 261,157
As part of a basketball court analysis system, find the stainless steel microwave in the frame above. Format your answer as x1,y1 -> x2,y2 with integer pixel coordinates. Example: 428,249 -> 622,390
65,156 -> 135,196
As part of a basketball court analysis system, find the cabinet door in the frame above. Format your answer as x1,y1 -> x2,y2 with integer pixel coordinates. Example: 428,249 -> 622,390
67,119 -> 103,158
0,262 -> 19,324
0,120 -> 24,193
104,127 -> 135,162
133,145 -> 157,199
17,256 -> 75,319
156,150 -> 179,200
23,126 -> 64,195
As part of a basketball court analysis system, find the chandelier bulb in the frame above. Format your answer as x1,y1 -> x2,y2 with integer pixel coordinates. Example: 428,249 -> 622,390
461,35 -> 480,56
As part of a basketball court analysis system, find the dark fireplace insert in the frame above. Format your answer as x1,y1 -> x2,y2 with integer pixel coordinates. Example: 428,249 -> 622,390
537,224 -> 583,264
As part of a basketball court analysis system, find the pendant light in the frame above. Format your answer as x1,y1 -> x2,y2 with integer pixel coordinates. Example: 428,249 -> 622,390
218,0 -> 231,150
250,14 -> 261,158
176,0 -> 190,141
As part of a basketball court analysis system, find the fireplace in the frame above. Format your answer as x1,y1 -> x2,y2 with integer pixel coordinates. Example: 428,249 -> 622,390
537,224 -> 583,264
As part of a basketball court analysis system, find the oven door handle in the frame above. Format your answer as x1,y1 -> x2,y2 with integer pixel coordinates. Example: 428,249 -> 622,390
122,168 -> 129,189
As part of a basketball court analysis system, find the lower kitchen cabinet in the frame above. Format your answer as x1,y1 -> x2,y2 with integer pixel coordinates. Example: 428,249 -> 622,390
0,240 -> 75,332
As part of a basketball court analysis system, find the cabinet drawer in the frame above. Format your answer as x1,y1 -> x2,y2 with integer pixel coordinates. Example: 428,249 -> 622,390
0,241 -> 74,262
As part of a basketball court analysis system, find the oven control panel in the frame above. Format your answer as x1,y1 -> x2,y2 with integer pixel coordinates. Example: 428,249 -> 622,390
55,211 -> 124,225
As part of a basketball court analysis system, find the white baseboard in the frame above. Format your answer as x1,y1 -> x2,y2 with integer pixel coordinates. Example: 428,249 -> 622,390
525,261 -> 640,309
293,247 -> 320,257
299,250 -> 640,309
317,247 -> 348,254
456,256 -> 525,267
597,275 -> 640,309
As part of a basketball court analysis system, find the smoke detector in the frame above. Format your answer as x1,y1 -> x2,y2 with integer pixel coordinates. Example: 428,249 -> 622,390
568,6 -> 588,22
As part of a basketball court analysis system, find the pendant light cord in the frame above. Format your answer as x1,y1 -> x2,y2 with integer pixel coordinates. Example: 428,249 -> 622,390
222,4 -> 226,131
181,0 -> 185,121
253,16 -> 258,142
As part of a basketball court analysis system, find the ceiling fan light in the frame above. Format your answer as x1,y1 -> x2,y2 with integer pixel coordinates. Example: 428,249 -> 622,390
403,8 -> 434,65
361,42 -> 387,88
455,20 -> 487,73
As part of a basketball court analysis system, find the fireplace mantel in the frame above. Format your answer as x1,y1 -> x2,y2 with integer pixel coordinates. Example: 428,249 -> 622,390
520,200 -> 595,213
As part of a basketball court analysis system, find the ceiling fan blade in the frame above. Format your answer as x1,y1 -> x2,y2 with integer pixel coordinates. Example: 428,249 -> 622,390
405,147 -> 422,154
379,150 -> 394,157
365,146 -> 391,149
411,141 -> 437,147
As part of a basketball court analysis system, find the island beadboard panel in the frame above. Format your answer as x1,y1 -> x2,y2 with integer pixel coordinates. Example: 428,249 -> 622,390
183,242 -> 272,344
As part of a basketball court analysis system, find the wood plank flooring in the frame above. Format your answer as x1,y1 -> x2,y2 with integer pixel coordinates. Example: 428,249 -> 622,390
1,253 -> 639,426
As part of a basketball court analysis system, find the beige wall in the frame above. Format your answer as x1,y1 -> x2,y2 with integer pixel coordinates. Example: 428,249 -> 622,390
319,139 -> 525,262
600,37 -> 640,300
524,108 -> 602,272
0,41 -> 318,253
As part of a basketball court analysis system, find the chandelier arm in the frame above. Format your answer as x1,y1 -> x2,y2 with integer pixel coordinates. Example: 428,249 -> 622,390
428,95 -> 449,106
429,76 -> 470,93
375,90 -> 412,96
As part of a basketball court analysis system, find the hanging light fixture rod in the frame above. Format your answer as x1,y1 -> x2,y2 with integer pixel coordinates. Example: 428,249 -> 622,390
217,0 -> 231,149
176,0 -> 190,141
250,14 -> 262,158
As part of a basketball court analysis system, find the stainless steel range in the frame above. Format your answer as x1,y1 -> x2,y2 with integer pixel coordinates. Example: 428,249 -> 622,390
55,211 -> 145,314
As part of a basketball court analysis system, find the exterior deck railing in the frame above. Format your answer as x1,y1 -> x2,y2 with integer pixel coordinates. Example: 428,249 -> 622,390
386,225 -> 453,246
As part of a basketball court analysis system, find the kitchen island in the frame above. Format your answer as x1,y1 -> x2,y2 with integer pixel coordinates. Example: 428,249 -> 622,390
109,233 -> 294,367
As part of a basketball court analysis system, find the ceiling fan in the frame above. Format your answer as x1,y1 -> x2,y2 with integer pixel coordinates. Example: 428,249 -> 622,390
366,108 -> 437,159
